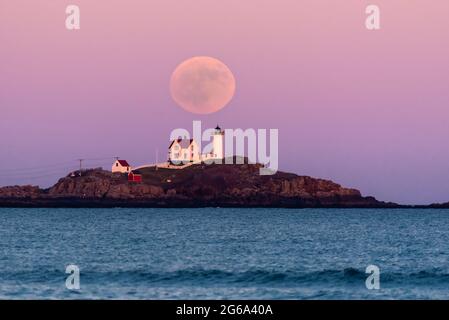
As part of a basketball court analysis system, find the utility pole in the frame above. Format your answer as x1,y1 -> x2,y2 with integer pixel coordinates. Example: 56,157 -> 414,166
155,148 -> 159,170
78,159 -> 84,176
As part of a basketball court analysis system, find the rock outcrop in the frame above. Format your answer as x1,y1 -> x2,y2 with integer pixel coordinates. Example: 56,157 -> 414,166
47,170 -> 164,199
0,162 -> 397,208
0,185 -> 41,198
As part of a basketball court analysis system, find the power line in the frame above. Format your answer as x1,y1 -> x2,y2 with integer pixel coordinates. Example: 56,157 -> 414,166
0,161 -> 76,173
0,157 -> 119,182
84,157 -> 116,161
0,157 -> 115,176
2,171 -> 76,181
0,166 -> 77,178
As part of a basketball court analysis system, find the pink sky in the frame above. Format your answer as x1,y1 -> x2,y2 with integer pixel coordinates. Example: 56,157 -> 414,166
1,0 -> 449,204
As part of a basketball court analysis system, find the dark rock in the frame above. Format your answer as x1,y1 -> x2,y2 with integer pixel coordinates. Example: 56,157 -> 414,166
0,185 -> 41,198
0,164 -> 399,208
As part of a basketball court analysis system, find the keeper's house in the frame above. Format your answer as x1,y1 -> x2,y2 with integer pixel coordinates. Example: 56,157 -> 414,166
168,139 -> 201,164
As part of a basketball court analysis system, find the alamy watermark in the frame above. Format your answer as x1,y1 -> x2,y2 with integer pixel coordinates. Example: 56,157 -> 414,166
169,121 -> 279,175
365,264 -> 380,290
65,264 -> 80,290
65,5 -> 80,30
365,5 -> 381,30
65,4 -> 381,31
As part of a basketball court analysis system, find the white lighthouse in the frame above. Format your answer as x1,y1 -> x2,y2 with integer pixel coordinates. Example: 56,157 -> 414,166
212,125 -> 224,159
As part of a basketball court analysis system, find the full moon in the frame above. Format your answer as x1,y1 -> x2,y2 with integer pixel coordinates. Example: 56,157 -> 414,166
170,56 -> 236,114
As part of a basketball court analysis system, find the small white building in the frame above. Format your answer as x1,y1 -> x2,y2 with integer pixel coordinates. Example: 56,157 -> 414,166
112,159 -> 131,173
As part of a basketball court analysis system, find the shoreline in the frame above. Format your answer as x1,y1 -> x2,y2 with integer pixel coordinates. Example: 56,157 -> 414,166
1,164 -> 448,210
0,198 -> 446,209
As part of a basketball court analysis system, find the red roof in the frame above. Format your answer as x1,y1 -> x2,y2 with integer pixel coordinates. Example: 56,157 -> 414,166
117,160 -> 130,167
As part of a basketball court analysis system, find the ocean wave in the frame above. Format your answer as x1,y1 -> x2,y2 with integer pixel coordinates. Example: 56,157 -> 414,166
3,267 -> 449,287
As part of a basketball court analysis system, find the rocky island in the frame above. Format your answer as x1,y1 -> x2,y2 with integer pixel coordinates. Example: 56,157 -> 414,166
0,160 -> 399,208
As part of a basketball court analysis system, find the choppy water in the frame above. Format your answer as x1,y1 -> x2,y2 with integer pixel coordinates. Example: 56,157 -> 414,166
0,208 -> 448,299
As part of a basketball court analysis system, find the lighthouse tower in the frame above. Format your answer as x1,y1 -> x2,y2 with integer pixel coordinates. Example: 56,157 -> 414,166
212,125 -> 224,159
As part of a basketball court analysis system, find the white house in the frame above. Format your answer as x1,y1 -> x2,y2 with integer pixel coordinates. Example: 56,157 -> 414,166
168,139 -> 200,164
168,125 -> 225,164
112,159 -> 131,173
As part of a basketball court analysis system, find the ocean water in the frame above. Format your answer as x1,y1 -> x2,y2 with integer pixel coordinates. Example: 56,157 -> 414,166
0,208 -> 448,300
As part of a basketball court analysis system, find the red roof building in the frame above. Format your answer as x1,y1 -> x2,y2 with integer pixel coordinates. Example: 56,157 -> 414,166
112,159 -> 131,174
128,172 -> 142,183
